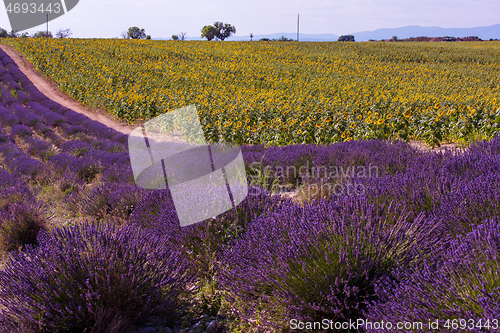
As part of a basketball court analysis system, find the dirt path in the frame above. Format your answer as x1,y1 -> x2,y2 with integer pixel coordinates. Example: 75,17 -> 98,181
0,44 -> 133,135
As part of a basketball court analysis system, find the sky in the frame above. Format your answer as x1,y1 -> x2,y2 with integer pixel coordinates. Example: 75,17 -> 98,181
1,0 -> 499,39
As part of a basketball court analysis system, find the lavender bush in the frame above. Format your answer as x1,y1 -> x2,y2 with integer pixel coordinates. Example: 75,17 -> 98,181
0,222 -> 192,332
218,198 -> 447,330
13,90 -> 32,104
0,87 -> 17,106
67,158 -> 102,183
365,219 -> 500,332
1,113 -> 19,127
10,124 -> 32,138
80,183 -> 146,223
60,139 -> 93,156
0,199 -> 48,252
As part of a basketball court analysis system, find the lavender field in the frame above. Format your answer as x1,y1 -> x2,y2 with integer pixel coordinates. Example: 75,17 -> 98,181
0,47 -> 499,333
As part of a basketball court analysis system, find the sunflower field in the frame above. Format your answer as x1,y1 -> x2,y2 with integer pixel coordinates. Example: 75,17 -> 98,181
3,38 -> 500,146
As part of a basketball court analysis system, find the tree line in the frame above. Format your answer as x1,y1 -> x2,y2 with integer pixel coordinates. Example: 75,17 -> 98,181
0,28 -> 72,38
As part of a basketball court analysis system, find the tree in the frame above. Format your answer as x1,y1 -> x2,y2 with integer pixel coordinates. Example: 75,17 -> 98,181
201,25 -> 217,41
179,32 -> 187,41
146,35 -> 151,40
33,31 -> 53,38
172,35 -> 179,40
0,28 -> 7,38
55,28 -> 72,38
8,30 -> 19,38
127,27 -> 146,39
392,35 -> 398,41
338,35 -> 355,42
213,21 -> 236,41
250,33 -> 253,41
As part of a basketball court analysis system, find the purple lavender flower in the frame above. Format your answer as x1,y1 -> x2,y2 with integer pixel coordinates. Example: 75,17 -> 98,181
25,137 -> 52,158
217,197 -> 446,330
7,155 -> 49,183
0,87 -> 17,106
102,163 -> 135,184
0,221 -> 192,331
7,81 -> 21,91
6,66 -> 27,82
38,99 -> 67,114
60,140 -> 93,156
64,125 -> 87,136
0,114 -> 20,127
365,219 -> 500,330
23,85 -> 49,102
64,110 -> 91,125
79,183 -> 146,222
0,69 -> 15,83
27,102 -> 66,125
67,158 -> 102,183
0,105 -> 12,121
10,124 -> 33,137
0,199 -> 48,252
0,52 -> 15,67
92,139 -> 126,152
47,153 -> 80,172
15,90 -> 32,104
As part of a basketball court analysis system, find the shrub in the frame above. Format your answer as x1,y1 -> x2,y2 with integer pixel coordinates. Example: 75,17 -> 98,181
102,164 -> 135,184
68,158 -> 102,183
60,139 -> 93,157
6,155 -> 49,184
0,200 -> 48,252
10,125 -> 32,138
218,198 -> 447,330
15,90 -> 32,104
47,153 -> 79,173
64,125 -> 86,136
0,88 -> 17,106
80,183 -> 145,223
1,114 -> 20,127
0,222 -> 192,331
26,137 -> 51,158
128,188 -> 180,234
0,128 -> 10,143
365,219 -> 500,330
0,173 -> 33,212
92,139 -> 126,153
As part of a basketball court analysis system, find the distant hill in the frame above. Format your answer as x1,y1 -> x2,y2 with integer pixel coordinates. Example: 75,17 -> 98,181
154,23 -> 500,42
351,24 -> 500,41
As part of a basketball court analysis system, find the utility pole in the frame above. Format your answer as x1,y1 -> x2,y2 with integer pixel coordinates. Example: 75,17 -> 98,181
297,13 -> 299,41
46,14 -> 48,35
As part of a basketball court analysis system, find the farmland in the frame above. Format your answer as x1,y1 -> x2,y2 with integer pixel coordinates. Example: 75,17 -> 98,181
3,38 -> 500,146
0,41 -> 499,333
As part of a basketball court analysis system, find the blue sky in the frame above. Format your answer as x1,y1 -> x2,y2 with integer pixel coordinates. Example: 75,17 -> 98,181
1,0 -> 499,38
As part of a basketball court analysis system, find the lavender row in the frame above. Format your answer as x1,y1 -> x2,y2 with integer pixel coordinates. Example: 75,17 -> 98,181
1,185 -> 498,331
0,49 -> 127,144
